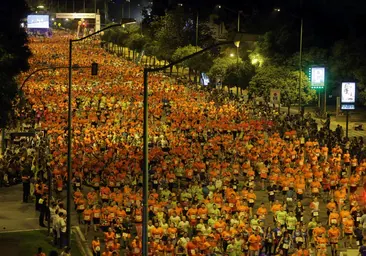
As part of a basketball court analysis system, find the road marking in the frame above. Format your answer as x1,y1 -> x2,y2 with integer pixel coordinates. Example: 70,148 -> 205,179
0,228 -> 42,234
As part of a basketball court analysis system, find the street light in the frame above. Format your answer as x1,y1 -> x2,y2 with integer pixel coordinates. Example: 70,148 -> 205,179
230,53 -> 234,57
216,5 -> 243,32
273,4 -> 303,113
66,21 -> 135,247
142,40 -> 241,255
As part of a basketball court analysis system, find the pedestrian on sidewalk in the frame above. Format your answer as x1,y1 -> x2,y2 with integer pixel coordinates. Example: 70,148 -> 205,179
48,251 -> 58,256
60,246 -> 71,256
22,168 -> 31,203
35,247 -> 46,256
35,179 -> 44,211
52,208 -> 60,246
58,212 -> 67,249
39,195 -> 47,227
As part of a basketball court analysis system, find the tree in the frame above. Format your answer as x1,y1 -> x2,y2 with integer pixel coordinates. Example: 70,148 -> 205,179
147,8 -> 216,69
249,64 -> 316,112
224,61 -> 255,90
329,39 -> 366,103
172,45 -> 212,78
126,33 -> 147,62
0,0 -> 31,127
208,56 -> 242,81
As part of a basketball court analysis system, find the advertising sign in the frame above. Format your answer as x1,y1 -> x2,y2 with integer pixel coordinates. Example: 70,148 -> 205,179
27,15 -> 49,28
341,82 -> 356,103
270,89 -> 281,104
341,104 -> 355,110
309,67 -> 325,89
56,13 -> 96,19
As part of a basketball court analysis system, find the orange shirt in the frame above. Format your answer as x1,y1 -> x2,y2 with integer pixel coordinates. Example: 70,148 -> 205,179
343,219 -> 354,234
83,209 -> 93,221
329,212 -> 339,225
248,234 -> 261,251
328,227 -> 340,242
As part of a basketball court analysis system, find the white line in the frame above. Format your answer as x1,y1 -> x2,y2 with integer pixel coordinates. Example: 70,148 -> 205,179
0,228 -> 42,234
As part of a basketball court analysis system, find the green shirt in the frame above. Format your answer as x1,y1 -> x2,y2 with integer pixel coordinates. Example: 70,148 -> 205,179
286,216 -> 297,230
276,211 -> 288,225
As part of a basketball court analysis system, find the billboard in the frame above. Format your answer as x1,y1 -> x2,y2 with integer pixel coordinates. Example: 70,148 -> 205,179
56,13 -> 96,19
55,13 -> 100,31
341,82 -> 356,103
309,67 -> 325,89
270,89 -> 280,104
27,15 -> 49,28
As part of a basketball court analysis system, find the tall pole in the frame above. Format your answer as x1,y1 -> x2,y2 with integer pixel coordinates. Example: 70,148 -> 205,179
298,17 -> 303,114
346,111 -> 349,139
129,1 -> 131,18
65,23 -> 127,248
83,0 -> 86,13
142,40 -> 234,255
67,39 -> 73,247
104,0 -> 108,23
324,81 -> 327,115
237,11 -> 240,32
142,69 -> 149,256
195,12 -> 199,52
121,3 -> 124,20
72,0 -> 75,12
1,129 -> 5,154
94,0 -> 97,13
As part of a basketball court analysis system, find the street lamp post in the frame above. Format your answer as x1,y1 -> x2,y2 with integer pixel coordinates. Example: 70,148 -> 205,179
274,4 -> 304,114
217,5 -> 243,94
217,5 -> 243,32
142,40 -> 240,254
67,22 -> 135,247
299,17 -> 303,114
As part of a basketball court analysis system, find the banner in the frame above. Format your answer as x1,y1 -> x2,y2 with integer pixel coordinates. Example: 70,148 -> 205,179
56,13 -> 96,19
270,89 -> 281,104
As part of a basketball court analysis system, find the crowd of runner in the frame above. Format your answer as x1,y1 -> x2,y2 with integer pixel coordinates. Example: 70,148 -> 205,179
5,30 -> 366,256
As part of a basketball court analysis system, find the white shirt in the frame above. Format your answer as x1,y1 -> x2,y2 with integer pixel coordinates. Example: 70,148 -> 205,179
59,217 -> 66,233
53,215 -> 60,230
59,208 -> 67,216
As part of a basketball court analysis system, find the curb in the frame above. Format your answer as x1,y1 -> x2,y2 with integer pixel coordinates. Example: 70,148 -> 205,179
72,226 -> 93,256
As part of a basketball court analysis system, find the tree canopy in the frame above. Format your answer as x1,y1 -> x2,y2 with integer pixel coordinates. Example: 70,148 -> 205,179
0,0 -> 31,127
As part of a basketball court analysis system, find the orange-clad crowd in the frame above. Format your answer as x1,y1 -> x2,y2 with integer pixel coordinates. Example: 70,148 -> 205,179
17,31 -> 366,256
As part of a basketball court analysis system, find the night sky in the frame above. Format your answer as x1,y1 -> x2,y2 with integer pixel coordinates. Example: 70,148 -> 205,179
45,0 -> 366,47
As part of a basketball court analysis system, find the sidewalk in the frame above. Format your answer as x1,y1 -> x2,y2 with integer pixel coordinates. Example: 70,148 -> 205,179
280,106 -> 366,138
0,185 -> 40,233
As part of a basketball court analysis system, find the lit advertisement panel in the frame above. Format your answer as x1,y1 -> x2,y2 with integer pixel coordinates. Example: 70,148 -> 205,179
341,82 -> 356,103
310,67 -> 325,89
27,15 -> 49,28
